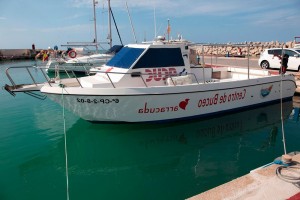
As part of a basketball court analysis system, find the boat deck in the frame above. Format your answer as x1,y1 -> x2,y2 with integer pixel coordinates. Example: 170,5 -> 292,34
187,152 -> 300,200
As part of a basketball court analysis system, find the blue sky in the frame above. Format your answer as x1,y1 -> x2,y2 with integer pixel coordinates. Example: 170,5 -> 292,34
0,0 -> 299,49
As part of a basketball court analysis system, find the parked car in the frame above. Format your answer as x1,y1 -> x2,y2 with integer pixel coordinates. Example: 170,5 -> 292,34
258,48 -> 300,71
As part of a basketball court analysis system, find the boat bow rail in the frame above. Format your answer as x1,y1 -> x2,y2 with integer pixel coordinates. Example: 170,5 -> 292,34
3,65 -> 210,94
4,66 -> 56,98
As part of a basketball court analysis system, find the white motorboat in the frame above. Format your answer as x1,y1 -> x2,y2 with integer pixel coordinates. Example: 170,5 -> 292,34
45,45 -> 123,73
31,41 -> 295,123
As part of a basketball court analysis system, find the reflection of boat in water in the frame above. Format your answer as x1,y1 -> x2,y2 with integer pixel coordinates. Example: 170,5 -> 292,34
291,96 -> 300,121
21,102 -> 292,199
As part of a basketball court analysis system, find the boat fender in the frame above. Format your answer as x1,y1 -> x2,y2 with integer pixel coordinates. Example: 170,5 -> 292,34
68,50 -> 77,58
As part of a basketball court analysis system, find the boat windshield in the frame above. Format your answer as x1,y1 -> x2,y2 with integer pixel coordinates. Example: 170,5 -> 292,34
106,47 -> 145,69
132,47 -> 185,69
295,49 -> 300,53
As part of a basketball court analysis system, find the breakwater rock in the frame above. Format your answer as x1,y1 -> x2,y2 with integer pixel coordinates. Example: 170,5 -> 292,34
0,49 -> 36,60
191,40 -> 297,56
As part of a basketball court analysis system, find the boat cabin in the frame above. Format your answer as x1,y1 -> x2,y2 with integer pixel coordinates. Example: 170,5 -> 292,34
80,43 -> 213,88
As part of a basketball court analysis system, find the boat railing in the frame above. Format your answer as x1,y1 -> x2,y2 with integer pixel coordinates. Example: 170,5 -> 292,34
191,43 -> 277,80
90,71 -> 201,88
5,65 -> 207,94
5,66 -> 52,89
53,70 -> 202,89
52,65 -> 83,88
53,63 -> 90,79
69,70 -> 204,88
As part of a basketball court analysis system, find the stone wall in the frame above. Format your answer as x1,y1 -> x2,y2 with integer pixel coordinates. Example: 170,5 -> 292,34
191,40 -> 296,56
189,40 -> 297,65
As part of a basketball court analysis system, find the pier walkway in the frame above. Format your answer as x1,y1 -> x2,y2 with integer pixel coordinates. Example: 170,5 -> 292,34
187,152 -> 300,200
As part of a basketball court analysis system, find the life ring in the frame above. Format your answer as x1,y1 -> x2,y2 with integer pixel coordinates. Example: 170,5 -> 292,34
68,50 -> 77,58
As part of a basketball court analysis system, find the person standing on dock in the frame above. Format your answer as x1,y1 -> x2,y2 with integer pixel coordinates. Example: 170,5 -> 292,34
273,53 -> 289,74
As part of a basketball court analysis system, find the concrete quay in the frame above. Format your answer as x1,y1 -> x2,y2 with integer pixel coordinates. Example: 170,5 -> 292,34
187,152 -> 300,200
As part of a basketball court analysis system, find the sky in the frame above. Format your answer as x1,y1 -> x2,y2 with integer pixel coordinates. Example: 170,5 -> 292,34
0,0 -> 299,50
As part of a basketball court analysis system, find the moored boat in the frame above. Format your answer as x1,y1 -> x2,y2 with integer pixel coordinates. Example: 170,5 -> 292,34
35,42 -> 296,122
45,45 -> 122,73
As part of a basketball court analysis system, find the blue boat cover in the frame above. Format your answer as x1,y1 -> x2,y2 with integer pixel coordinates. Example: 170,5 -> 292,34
106,47 -> 145,69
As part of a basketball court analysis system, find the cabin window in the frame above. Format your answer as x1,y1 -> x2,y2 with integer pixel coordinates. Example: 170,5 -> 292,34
132,48 -> 185,69
106,47 -> 145,69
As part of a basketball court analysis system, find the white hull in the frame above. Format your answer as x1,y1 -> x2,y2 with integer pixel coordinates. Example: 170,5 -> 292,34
42,75 -> 296,122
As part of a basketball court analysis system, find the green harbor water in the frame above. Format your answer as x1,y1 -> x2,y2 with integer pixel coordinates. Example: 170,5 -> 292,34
0,60 -> 299,200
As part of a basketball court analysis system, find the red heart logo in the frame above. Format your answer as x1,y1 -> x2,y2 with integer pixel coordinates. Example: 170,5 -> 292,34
179,99 -> 190,110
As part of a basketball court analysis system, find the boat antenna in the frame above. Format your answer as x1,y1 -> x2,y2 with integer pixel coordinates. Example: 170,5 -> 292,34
107,0 -> 112,48
125,2 -> 137,43
167,19 -> 170,42
93,0 -> 98,51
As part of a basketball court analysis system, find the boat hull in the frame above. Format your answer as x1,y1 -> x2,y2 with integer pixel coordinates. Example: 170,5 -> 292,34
41,76 -> 296,122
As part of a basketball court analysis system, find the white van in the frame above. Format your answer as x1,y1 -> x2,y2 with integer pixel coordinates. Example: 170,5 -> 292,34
258,48 -> 300,71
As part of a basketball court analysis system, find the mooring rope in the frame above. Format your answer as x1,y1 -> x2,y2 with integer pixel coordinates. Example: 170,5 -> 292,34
280,46 -> 287,155
280,73 -> 287,155
276,165 -> 300,186
275,48 -> 300,186
60,84 -> 70,200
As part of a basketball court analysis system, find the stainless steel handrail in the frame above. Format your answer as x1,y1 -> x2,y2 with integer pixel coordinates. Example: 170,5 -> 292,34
5,65 -> 203,91
5,66 -> 52,88
94,71 -> 201,87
